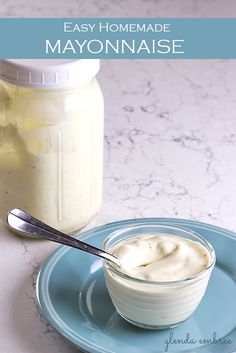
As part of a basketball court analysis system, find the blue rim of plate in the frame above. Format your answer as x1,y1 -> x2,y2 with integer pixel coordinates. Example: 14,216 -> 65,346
36,217 -> 236,353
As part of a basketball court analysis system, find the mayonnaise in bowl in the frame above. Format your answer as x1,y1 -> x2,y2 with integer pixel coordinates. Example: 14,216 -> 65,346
102,224 -> 215,329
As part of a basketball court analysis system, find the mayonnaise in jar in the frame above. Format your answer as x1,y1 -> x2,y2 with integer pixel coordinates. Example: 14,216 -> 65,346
0,60 -> 104,234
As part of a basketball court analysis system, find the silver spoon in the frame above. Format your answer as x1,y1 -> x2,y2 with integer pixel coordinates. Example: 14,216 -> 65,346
6,208 -> 120,267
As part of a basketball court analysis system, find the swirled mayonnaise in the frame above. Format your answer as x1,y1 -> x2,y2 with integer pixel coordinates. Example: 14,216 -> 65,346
103,232 -> 214,328
112,233 -> 211,281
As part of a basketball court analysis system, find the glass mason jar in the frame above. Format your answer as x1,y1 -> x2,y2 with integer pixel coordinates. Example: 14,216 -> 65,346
0,59 -> 104,234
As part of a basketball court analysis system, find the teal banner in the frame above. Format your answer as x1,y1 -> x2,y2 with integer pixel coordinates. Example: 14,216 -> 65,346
0,18 -> 235,59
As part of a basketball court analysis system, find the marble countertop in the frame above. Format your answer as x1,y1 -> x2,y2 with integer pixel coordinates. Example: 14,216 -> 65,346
1,1 -> 236,352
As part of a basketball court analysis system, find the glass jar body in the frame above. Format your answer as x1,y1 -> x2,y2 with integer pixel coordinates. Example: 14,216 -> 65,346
0,78 -> 104,234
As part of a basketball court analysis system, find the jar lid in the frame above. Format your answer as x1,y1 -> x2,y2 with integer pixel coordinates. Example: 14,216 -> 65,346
0,59 -> 100,89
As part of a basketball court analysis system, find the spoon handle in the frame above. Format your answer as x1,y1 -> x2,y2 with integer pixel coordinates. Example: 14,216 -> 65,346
7,208 -> 120,266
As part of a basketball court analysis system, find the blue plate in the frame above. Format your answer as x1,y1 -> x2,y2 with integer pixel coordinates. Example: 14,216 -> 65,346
36,218 -> 236,353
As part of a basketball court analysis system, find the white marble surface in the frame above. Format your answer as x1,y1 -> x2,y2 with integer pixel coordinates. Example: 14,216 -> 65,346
1,1 -> 236,353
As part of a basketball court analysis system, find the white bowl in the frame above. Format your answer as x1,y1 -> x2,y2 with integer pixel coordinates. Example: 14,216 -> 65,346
102,224 -> 216,330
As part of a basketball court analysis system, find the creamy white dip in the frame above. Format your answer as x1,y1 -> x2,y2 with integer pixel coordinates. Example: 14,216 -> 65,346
112,233 -> 210,281
103,231 -> 215,328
